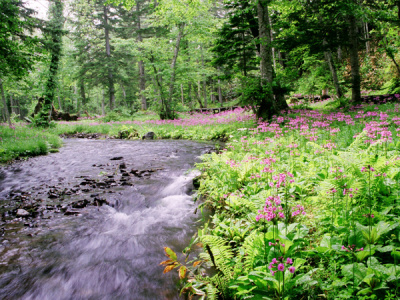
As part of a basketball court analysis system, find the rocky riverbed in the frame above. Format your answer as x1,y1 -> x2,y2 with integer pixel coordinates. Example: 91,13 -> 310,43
0,138 -> 214,299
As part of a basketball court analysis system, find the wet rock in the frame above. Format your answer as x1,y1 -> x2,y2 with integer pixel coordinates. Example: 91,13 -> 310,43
121,182 -> 133,186
121,172 -> 130,177
142,132 -> 155,140
93,197 -> 109,206
64,211 -> 80,216
119,163 -> 126,170
16,209 -> 30,217
71,200 -> 90,209
110,156 -> 123,161
96,182 -> 108,188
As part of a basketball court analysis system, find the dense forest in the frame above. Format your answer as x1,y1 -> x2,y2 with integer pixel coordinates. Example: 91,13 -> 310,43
2,0 -> 400,124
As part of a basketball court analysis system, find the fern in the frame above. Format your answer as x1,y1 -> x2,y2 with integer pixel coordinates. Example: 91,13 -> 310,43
205,283 -> 219,300
240,231 -> 265,271
199,235 -> 235,299
200,235 -> 234,277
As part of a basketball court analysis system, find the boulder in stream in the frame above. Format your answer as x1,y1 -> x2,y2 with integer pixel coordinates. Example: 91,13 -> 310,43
16,209 -> 30,217
142,132 -> 155,140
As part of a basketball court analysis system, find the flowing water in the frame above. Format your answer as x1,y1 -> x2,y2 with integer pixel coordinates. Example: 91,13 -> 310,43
0,139 -> 215,300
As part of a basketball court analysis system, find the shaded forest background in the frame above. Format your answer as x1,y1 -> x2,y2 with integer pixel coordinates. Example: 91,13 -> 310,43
2,0 -> 400,123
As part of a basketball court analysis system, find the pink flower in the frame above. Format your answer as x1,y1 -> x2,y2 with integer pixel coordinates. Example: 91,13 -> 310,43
286,258 -> 293,265
288,266 -> 295,273
278,263 -> 285,271
271,258 -> 277,264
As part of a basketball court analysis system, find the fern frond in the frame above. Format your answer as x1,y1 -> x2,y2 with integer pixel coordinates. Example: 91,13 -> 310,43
200,235 -> 234,279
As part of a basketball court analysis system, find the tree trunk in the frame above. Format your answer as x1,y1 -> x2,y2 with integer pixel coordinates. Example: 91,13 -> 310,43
74,85 -> 80,116
365,22 -> 370,54
193,82 -> 203,108
348,13 -> 361,103
57,87 -> 62,110
104,5 -> 115,110
256,0 -> 276,119
188,82 -> 193,109
80,79 -> 86,107
211,80 -> 215,104
323,39 -> 343,98
101,89 -> 105,115
0,78 -> 11,126
10,94 -> 15,115
180,84 -> 184,105
16,97 -> 21,118
121,84 -> 127,103
137,1 -> 147,110
268,15 -> 276,70
166,23 -> 185,118
200,45 -> 207,108
218,78 -> 223,106
41,0 -> 63,125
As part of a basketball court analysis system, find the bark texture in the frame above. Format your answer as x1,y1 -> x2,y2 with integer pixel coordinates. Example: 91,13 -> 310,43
348,13 -> 361,103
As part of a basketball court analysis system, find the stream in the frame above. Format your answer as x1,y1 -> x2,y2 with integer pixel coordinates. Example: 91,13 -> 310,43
0,139 -> 214,300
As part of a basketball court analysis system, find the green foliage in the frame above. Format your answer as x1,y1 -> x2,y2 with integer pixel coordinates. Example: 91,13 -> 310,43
168,102 -> 400,299
0,125 -> 62,163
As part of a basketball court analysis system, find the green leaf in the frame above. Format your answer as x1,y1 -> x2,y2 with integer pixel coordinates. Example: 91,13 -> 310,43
164,247 -> 177,261
342,263 -> 368,286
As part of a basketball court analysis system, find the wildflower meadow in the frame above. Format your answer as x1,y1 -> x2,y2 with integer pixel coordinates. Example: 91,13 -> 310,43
161,101 -> 400,300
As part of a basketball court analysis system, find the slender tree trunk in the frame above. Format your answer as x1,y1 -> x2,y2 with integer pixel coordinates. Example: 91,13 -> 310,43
101,89 -> 105,115
323,39 -> 343,98
365,22 -> 370,55
218,79 -> 223,106
120,84 -> 127,104
57,87 -> 62,110
180,84 -> 184,105
201,45 -> 207,108
104,5 -> 115,110
211,80 -> 215,104
79,79 -> 86,107
137,2 -> 147,110
348,13 -> 361,103
10,94 -> 14,115
0,78 -> 11,126
268,15 -> 276,70
16,97 -> 21,119
193,82 -> 204,108
166,23 -> 185,118
74,85 -> 81,116
188,82 -> 193,109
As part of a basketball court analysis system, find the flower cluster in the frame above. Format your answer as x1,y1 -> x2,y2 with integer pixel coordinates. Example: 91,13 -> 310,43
361,166 -> 375,172
292,205 -> 306,217
341,245 -> 364,252
363,213 -> 375,218
268,257 -> 295,275
269,172 -> 294,189
255,195 -> 284,222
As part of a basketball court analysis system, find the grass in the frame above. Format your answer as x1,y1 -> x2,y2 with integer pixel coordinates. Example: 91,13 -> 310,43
0,125 -> 63,163
0,107 -> 255,163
